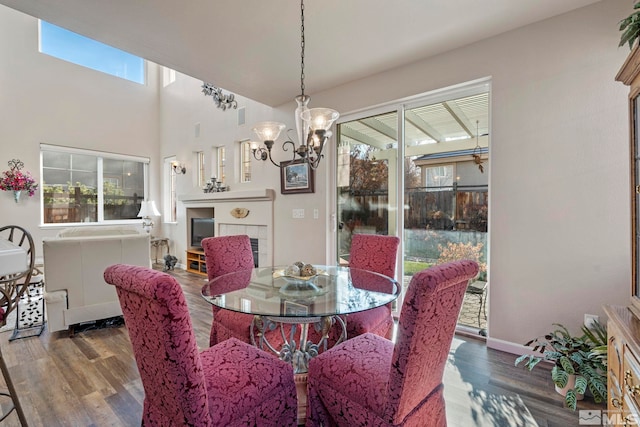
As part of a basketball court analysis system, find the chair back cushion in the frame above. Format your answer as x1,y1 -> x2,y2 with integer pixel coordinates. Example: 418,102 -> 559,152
387,260 -> 479,423
348,234 -> 399,291
202,235 -> 255,281
104,264 -> 211,426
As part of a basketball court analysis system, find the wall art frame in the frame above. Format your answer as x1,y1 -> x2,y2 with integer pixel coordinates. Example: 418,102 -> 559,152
280,160 -> 314,194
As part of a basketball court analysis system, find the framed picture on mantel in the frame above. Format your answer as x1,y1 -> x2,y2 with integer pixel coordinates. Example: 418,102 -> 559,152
280,160 -> 314,194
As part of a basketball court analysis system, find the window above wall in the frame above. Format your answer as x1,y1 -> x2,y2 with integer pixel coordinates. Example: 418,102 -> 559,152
41,145 -> 149,225
39,21 -> 145,84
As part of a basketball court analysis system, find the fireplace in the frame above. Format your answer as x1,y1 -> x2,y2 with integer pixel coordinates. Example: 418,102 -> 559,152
180,189 -> 275,267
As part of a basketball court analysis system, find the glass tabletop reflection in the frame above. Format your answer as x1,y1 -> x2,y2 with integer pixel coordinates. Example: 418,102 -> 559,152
201,265 -> 399,318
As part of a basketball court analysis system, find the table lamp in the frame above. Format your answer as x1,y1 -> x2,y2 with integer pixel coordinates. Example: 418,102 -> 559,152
137,200 -> 161,234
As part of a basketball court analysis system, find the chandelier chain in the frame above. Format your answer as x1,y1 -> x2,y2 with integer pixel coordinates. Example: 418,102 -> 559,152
250,0 -> 339,171
300,0 -> 305,96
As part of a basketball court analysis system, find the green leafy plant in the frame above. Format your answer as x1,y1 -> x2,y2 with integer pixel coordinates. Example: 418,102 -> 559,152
515,321 -> 607,411
619,1 -> 640,49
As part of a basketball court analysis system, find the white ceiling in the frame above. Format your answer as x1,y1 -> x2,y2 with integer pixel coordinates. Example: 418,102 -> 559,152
0,0 -> 601,107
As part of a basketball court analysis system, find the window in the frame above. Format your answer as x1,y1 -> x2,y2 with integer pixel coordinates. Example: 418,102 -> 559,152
164,157 -> 177,223
424,165 -> 454,189
41,145 -> 148,224
240,141 -> 251,183
196,151 -> 206,188
217,147 -> 226,183
39,21 -> 145,84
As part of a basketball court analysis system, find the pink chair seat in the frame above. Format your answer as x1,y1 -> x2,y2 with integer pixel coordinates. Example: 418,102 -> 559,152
312,333 -> 394,413
212,310 -> 255,343
344,306 -> 393,337
200,338 -> 296,425
307,260 -> 479,426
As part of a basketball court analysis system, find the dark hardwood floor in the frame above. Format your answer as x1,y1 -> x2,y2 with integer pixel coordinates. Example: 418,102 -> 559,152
0,266 -> 601,426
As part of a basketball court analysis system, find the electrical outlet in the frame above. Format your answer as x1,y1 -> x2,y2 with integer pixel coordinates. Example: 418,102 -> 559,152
584,314 -> 599,329
292,209 -> 305,219
313,209 -> 319,219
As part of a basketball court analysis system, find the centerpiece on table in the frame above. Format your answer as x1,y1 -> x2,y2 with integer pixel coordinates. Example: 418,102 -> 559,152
0,159 -> 38,203
274,261 -> 327,298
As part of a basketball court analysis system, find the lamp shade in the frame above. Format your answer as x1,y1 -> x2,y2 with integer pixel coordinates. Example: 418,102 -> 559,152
252,121 -> 286,142
137,201 -> 161,217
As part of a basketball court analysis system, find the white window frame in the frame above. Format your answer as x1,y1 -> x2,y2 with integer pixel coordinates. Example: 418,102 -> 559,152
240,140 -> 252,183
164,156 -> 177,223
424,164 -> 455,190
217,146 -> 226,184
196,151 -> 206,188
40,144 -> 149,226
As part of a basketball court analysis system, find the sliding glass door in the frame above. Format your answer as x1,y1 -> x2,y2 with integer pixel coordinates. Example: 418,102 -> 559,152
335,81 -> 490,334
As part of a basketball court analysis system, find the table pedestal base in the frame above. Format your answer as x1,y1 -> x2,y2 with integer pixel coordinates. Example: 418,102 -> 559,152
295,373 -> 307,426
251,315 -> 346,374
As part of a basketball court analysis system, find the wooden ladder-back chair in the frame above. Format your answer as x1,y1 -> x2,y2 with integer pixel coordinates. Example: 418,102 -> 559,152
0,225 -> 36,426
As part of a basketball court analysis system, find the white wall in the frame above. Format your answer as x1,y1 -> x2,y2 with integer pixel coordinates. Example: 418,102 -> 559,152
0,6 -> 160,257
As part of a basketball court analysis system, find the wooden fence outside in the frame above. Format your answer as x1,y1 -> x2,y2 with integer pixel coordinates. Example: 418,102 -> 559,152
340,184 -> 488,234
43,188 -> 143,223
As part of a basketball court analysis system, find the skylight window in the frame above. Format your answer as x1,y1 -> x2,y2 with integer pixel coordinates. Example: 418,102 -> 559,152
39,21 -> 145,84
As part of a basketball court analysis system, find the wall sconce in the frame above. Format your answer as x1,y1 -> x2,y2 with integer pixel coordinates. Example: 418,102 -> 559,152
172,161 -> 186,175
137,200 -> 161,234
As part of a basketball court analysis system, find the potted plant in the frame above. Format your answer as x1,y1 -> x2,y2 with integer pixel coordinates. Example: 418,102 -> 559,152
619,1 -> 640,49
515,321 -> 607,410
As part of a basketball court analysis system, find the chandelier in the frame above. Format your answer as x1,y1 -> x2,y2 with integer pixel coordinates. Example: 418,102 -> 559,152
251,0 -> 339,169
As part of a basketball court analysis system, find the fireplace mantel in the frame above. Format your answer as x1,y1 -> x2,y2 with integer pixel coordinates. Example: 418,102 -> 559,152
179,189 -> 275,204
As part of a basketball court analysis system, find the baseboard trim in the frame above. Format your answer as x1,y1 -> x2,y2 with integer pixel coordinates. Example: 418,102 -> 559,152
486,336 -> 530,356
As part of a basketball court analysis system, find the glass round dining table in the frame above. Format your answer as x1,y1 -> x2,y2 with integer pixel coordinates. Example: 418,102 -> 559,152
201,265 -> 399,374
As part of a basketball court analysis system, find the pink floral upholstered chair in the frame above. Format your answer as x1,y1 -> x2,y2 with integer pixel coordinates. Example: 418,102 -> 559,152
306,260 -> 479,427
104,264 -> 297,426
345,233 -> 400,340
201,235 -> 259,346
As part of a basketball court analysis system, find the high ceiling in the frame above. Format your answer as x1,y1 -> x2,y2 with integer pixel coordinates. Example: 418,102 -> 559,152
0,0 -> 601,107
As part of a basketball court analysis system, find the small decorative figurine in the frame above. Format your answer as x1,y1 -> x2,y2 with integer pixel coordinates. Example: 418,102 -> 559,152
163,254 -> 178,271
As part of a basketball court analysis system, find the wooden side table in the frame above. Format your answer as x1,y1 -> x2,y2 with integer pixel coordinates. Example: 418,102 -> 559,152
150,237 -> 170,263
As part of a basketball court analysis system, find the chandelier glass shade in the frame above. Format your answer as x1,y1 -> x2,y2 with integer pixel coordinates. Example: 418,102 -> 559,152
252,122 -> 286,143
251,0 -> 339,170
